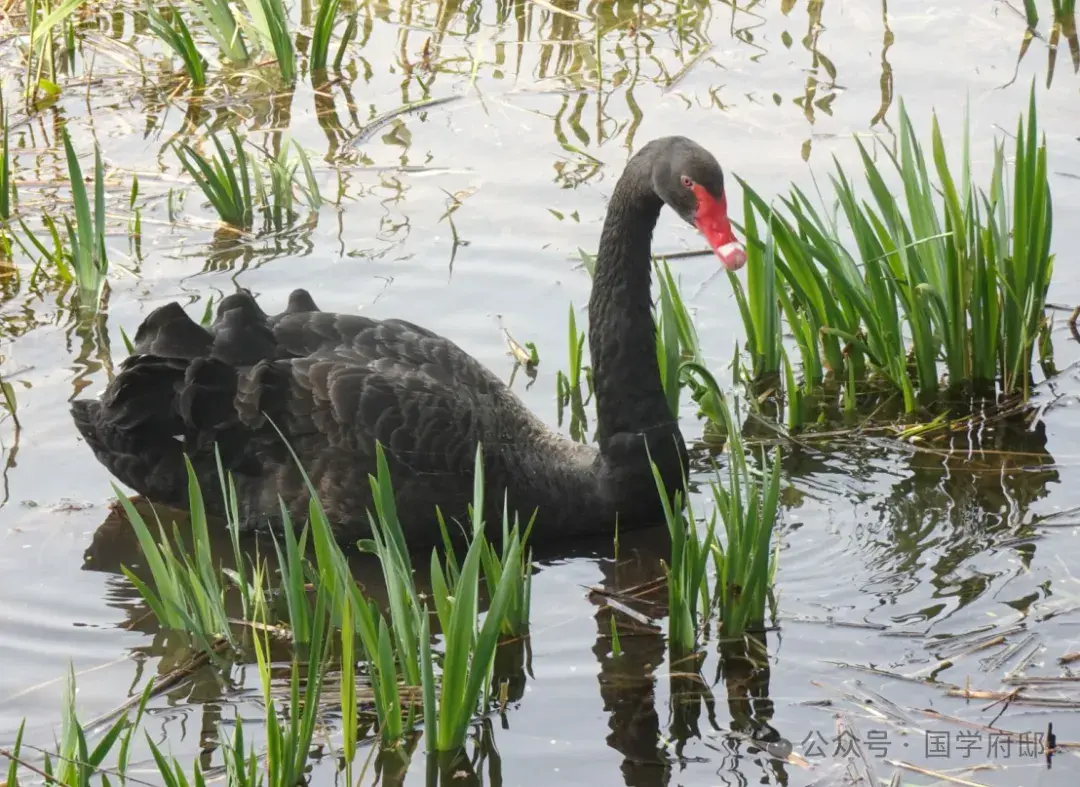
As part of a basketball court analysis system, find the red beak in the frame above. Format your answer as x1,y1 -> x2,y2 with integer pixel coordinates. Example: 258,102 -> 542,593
691,185 -> 747,271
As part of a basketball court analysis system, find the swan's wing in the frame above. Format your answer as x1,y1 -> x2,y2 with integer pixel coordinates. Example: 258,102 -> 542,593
132,289 -> 279,363
133,288 -> 437,364
132,302 -> 213,359
235,316 -> 505,475
266,310 -> 445,361
82,288 -> 509,520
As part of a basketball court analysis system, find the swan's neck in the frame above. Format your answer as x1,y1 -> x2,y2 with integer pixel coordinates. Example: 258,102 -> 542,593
587,152 -> 676,452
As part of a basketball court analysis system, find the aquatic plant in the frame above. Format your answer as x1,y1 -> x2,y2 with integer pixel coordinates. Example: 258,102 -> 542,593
255,136 -> 322,231
4,720 -> 23,787
655,259 -> 698,417
422,446 -> 530,752
262,438 -> 534,753
653,456 -> 714,657
476,503 -> 535,638
0,93 -> 10,221
347,442 -> 534,752
295,488 -> 416,748
738,86 -> 1053,410
176,130 -> 320,231
569,255 -> 705,426
61,126 -> 109,312
241,0 -> 297,83
24,0 -> 84,104
311,0 -> 343,72
708,395 -> 782,637
728,209 -> 781,380
555,302 -> 591,442
146,5 -> 207,88
36,667 -> 152,787
269,504 -> 313,642
191,0 -> 250,64
118,458 -> 267,652
654,371 -> 781,653
250,586 -> 332,787
175,129 -> 255,229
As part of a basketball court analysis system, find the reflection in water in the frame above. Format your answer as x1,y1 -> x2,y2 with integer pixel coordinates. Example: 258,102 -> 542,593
580,526 -> 784,787
793,0 -> 836,129
69,296 -> 115,396
313,73 -> 354,158
865,417 -> 1058,624
1005,0 -> 1080,88
870,0 -> 895,128
589,539 -> 667,784
201,216 -> 319,273
773,405 -> 1060,627
0,383 -> 20,508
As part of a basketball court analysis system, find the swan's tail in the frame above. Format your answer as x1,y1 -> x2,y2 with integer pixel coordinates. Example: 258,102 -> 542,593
71,354 -> 243,508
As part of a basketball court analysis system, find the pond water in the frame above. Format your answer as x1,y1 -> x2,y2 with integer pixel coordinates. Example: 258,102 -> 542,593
3,1 -> 1080,785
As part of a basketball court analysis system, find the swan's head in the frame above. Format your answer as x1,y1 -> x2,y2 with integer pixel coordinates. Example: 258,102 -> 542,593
651,138 -> 747,272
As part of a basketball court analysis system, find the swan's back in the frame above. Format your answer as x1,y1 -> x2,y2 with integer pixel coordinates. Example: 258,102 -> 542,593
72,289 -> 563,545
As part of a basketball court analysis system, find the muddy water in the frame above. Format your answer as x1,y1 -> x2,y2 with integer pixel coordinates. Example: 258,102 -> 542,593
3,1 -> 1080,785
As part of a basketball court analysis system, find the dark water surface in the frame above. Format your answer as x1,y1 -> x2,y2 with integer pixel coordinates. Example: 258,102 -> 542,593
3,1 -> 1080,785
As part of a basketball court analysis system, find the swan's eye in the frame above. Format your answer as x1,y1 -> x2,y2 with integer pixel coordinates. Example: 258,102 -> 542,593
680,175 -> 693,189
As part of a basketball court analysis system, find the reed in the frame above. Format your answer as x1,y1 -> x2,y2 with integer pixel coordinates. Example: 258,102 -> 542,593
555,303 -> 591,442
477,501 -> 535,638
652,454 -> 713,656
111,414 -> 534,759
191,0 -> 250,64
220,720 -> 259,787
175,129 -> 254,229
17,640 -> 326,787
659,358 -> 782,647
146,5 -> 207,88
655,259 -> 695,416
728,198 -> 781,379
4,720 -> 23,787
304,492 -> 417,746
177,130 -> 318,231
42,667 -> 152,787
423,447 -> 529,752
738,86 -> 1054,412
252,587 -> 332,787
0,92 -> 10,221
311,0 -> 343,72
118,458 -> 266,652
351,443 -> 535,751
254,136 -> 321,231
997,88 -> 1054,396
339,599 -> 359,781
24,0 -> 86,105
61,126 -> 108,312
299,439 -> 535,751
269,504 -> 313,642
708,394 -> 781,637
241,0 -> 297,83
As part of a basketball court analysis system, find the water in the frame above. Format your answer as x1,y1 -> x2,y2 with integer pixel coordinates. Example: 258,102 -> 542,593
3,1 -> 1080,784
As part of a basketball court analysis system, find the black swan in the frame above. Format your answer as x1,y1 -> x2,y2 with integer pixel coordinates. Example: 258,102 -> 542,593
71,136 -> 747,548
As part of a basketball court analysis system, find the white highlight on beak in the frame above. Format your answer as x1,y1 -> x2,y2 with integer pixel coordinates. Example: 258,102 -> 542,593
717,242 -> 748,271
